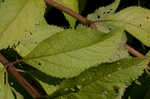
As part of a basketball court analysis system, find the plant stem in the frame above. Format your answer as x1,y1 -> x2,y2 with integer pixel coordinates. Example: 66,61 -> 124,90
0,53 -> 41,99
44,0 -> 97,29
44,0 -> 146,58
125,44 -> 144,57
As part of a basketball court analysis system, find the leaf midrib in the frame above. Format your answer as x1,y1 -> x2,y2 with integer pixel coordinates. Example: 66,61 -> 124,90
23,33 -> 116,61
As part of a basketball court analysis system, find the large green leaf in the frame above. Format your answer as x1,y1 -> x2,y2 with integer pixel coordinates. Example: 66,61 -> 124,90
105,6 -> 150,46
0,0 -> 45,49
15,23 -> 64,57
87,0 -> 120,33
23,28 -> 128,78
52,57 -> 149,99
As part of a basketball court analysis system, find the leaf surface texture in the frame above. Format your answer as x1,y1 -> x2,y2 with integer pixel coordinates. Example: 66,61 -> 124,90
0,0 -> 45,49
24,28 -> 128,78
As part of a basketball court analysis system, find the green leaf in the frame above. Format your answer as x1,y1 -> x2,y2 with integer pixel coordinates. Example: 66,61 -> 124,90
105,6 -> 150,46
0,0 -> 45,49
24,28 -> 128,78
52,57 -> 149,99
38,80 -> 59,95
87,0 -> 120,33
15,22 -> 63,94
0,84 -> 15,99
106,31 -> 129,62
55,0 -> 79,28
15,23 -> 64,57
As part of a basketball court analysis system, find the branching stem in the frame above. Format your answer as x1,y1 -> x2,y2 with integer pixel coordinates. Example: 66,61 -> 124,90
0,53 -> 41,99
44,0 -> 145,57
44,0 -> 97,29
44,0 -> 150,76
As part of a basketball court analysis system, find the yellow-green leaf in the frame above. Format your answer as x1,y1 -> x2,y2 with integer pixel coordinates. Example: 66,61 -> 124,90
0,0 -> 45,49
105,6 -> 150,46
23,28 -> 128,78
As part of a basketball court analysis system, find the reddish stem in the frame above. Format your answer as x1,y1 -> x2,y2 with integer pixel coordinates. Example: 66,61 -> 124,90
125,44 -> 144,57
44,0 -> 145,58
0,53 -> 41,98
44,0 -> 97,29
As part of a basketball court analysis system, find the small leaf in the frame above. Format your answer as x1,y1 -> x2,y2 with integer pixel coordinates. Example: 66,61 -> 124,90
24,28 -> 128,78
38,80 -> 59,95
0,0 -> 45,49
87,0 -> 120,33
52,57 -> 149,99
105,6 -> 150,46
